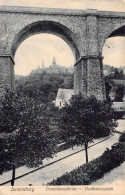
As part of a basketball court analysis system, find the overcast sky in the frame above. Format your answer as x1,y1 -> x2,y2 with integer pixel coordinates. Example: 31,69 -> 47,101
14,34 -> 75,75
1,0 -> 125,11
1,0 -> 125,75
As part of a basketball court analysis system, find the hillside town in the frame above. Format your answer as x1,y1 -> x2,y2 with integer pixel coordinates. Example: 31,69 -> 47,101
30,57 -> 74,75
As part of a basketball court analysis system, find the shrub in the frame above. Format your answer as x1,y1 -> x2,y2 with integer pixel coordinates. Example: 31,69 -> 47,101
48,134 -> 125,185
119,131 -> 125,142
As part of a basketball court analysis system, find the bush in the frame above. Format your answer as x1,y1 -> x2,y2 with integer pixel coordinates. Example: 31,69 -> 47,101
48,134 -> 125,185
119,131 -> 125,142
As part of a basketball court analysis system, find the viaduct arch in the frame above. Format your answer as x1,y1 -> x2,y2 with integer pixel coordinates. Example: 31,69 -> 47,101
0,6 -> 125,99
11,21 -> 80,60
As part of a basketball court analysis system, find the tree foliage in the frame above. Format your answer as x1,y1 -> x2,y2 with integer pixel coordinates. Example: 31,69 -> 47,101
59,94 -> 117,163
106,67 -> 125,80
105,67 -> 125,102
0,90 -> 57,177
114,84 -> 125,102
15,72 -> 74,104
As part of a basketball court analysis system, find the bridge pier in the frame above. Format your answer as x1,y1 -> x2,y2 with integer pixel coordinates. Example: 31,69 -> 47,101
74,56 -> 106,100
87,56 -> 106,100
74,13 -> 106,100
0,55 -> 15,96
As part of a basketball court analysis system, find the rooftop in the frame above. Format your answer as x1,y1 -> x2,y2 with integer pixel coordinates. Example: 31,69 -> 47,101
56,88 -> 74,102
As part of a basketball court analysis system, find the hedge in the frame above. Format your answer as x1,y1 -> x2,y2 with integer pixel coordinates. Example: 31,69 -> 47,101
48,133 -> 125,185
119,130 -> 125,142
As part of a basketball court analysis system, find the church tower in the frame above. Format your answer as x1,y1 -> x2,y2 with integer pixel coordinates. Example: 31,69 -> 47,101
52,57 -> 57,68
42,60 -> 44,69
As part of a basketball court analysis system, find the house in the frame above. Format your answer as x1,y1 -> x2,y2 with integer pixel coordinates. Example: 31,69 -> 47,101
112,101 -> 125,119
55,88 -> 74,108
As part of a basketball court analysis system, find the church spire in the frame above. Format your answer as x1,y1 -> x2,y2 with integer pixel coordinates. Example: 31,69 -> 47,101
42,60 -> 44,69
52,57 -> 56,68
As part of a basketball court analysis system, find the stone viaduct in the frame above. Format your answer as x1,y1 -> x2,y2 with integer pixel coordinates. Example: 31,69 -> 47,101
0,6 -> 125,99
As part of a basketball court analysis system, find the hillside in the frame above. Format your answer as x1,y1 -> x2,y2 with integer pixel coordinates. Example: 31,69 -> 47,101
15,72 -> 74,104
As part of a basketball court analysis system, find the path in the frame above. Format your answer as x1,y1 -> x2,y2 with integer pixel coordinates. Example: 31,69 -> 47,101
116,120 -> 125,132
1,133 -> 119,186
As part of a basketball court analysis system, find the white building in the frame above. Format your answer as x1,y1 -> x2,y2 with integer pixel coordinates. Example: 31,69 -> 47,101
55,88 -> 74,108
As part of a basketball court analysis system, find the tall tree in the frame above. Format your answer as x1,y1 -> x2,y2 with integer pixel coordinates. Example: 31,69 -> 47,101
0,90 -> 57,185
60,94 -> 117,163
115,84 -> 125,102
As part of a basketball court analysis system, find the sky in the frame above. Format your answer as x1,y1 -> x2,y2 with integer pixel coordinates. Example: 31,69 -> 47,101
103,37 -> 125,68
14,34 -> 75,75
1,0 -> 125,75
1,0 -> 125,11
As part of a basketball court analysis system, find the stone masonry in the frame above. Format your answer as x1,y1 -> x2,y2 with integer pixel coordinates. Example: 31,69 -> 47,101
0,6 -> 125,99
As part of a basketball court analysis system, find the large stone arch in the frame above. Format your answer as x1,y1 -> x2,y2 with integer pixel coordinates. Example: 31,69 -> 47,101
100,22 -> 125,56
109,24 -> 125,38
11,20 -> 80,61
100,23 -> 125,101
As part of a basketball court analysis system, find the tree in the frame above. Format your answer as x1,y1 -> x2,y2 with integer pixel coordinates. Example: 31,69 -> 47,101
113,68 -> 121,79
0,90 -> 57,185
48,92 -> 56,102
105,79 -> 112,101
60,94 -> 117,163
115,84 -> 125,102
15,72 -> 74,104
119,70 -> 125,80
107,67 -> 125,80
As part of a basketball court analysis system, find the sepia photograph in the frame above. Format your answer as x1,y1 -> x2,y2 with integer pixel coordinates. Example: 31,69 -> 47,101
0,0 -> 125,194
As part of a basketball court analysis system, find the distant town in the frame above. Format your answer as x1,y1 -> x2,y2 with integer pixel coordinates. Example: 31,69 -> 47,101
15,57 -> 125,80
16,57 -> 73,80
